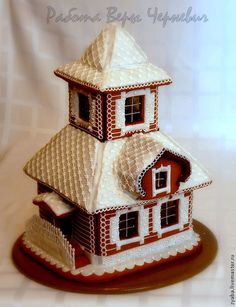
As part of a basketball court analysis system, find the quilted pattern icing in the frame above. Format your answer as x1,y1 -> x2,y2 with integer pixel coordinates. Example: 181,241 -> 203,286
55,24 -> 171,91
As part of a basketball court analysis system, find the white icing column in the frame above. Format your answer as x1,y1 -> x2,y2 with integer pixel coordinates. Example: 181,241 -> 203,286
116,88 -> 155,134
179,194 -> 190,229
152,193 -> 189,237
152,205 -> 162,238
139,207 -> 149,243
110,206 -> 149,250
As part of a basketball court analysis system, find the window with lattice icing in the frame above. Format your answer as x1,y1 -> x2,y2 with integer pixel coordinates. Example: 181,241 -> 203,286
155,171 -> 167,189
152,165 -> 171,196
160,200 -> 179,228
125,95 -> 144,125
119,211 -> 139,240
78,93 -> 90,122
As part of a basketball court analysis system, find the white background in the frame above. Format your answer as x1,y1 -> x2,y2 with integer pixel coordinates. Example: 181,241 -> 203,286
0,0 -> 236,306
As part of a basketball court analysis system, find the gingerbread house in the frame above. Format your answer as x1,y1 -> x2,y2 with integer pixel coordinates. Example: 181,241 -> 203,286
22,24 -> 212,282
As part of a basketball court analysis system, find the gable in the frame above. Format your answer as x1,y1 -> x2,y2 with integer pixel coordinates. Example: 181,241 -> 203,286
140,151 -> 191,200
114,134 -> 191,199
114,133 -> 164,197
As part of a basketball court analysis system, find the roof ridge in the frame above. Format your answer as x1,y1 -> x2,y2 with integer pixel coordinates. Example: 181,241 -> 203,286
87,140 -> 106,212
102,23 -> 117,71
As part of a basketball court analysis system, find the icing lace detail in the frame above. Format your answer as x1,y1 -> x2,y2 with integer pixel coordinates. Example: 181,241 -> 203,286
54,24 -> 171,91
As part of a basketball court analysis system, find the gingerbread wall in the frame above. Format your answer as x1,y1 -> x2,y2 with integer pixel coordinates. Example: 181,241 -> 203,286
141,157 -> 182,200
106,85 -> 158,140
67,83 -> 159,142
71,208 -> 97,254
37,183 -> 192,258
37,183 -> 97,254
96,200 -> 190,257
68,83 -> 105,141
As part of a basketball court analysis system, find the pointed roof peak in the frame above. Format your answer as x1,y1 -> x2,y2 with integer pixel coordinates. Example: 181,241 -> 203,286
80,23 -> 147,71
55,24 -> 171,91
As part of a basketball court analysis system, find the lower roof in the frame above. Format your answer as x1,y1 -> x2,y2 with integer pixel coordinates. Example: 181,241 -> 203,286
24,125 -> 211,213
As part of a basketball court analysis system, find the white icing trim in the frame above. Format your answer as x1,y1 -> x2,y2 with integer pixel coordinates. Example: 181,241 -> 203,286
23,237 -> 71,272
139,206 -> 149,243
152,165 -> 171,197
152,193 -> 189,236
55,25 -> 171,91
179,194 -> 189,230
71,88 -> 93,130
24,215 -> 75,269
24,127 -> 211,213
115,88 -> 155,134
100,228 -> 196,267
23,227 -> 200,277
110,206 -> 149,250
33,192 -> 74,217
152,205 -> 161,238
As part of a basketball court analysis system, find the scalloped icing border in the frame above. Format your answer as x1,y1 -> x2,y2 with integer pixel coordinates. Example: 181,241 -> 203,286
22,230 -> 201,278
54,70 -> 172,93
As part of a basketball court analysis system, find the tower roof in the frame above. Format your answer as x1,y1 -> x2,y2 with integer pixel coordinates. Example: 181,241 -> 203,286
54,24 -> 171,91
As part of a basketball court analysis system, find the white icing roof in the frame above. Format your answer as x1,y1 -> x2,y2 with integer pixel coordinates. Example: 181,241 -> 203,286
54,24 -> 171,91
115,133 -> 191,197
24,125 -> 211,213
33,192 -> 75,217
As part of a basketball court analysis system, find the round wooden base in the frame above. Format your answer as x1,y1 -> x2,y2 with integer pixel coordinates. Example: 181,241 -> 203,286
12,220 -> 217,294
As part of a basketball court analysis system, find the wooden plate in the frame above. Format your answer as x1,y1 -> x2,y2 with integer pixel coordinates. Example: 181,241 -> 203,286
12,219 -> 217,294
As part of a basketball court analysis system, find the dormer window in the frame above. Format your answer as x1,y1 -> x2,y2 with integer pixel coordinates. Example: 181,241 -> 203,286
155,171 -> 167,189
152,165 -> 171,197
125,96 -> 144,125
78,93 -> 90,122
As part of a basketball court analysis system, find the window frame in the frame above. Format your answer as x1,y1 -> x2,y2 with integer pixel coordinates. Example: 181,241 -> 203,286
70,87 -> 93,128
78,92 -> 90,122
110,206 -> 150,250
124,95 -> 144,126
160,199 -> 179,228
115,88 -> 155,134
152,193 -> 189,237
119,211 -> 139,240
152,165 -> 171,197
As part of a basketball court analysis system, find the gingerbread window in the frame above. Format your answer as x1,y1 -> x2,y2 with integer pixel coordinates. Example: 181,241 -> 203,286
119,211 -> 139,240
160,200 -> 179,228
152,165 -> 171,197
155,171 -> 167,189
78,93 -> 90,122
125,95 -> 144,125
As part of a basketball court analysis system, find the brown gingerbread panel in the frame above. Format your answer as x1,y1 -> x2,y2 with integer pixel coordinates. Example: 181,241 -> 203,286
141,157 -> 182,200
